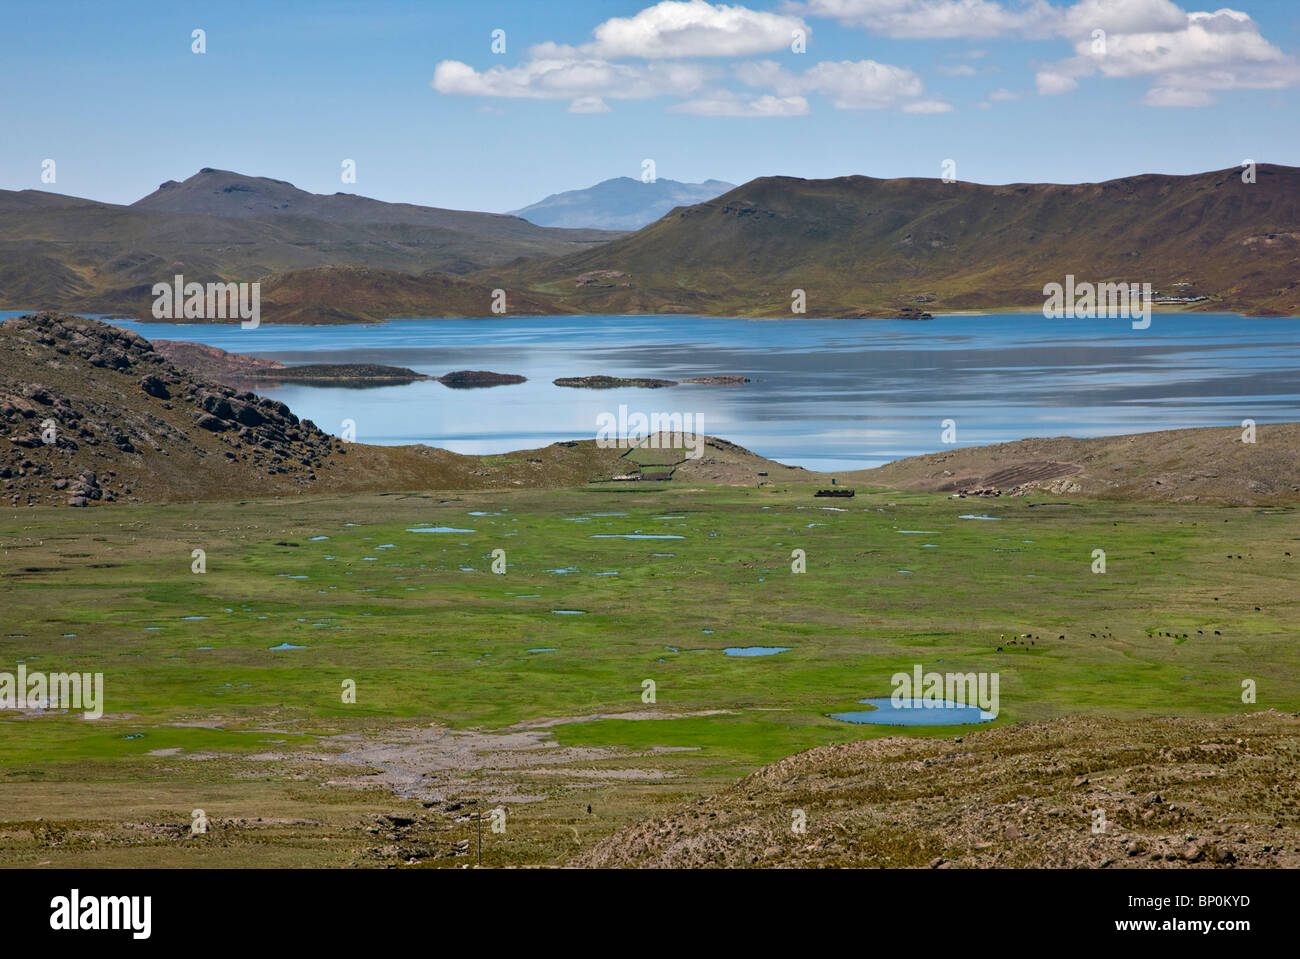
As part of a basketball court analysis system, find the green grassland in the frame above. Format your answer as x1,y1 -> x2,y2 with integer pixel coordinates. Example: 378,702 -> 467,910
1,483 -> 1297,866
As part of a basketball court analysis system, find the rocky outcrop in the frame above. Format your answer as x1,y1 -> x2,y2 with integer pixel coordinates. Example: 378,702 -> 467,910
0,313 -> 346,506
152,340 -> 285,381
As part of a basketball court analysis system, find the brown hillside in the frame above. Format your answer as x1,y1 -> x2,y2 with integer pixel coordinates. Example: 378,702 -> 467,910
847,423 -> 1300,506
486,164 -> 1300,318
255,266 -> 568,324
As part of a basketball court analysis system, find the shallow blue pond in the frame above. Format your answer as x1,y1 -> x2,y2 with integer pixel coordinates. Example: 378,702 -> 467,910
830,697 -> 993,726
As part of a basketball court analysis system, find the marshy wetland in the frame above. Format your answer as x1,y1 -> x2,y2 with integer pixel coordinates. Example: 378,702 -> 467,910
2,482 -> 1297,867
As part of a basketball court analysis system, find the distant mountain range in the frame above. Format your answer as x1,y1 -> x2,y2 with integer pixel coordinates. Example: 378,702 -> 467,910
509,176 -> 735,230
3,165 -> 1297,322
484,165 -> 1300,318
0,169 -> 619,317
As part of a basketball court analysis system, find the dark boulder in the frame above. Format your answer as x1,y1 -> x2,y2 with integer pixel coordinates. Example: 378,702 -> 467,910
140,375 -> 170,399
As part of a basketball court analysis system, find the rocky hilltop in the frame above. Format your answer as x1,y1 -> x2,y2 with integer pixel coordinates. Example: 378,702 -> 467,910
1,314 -> 346,506
0,314 -> 636,505
577,712 -> 1300,869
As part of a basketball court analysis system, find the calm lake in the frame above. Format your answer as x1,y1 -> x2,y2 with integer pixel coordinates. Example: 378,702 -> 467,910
9,311 -> 1298,471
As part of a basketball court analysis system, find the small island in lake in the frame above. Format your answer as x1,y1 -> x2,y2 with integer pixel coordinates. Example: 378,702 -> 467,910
255,363 -> 431,385
153,340 -> 430,388
554,375 -> 678,389
681,375 -> 751,385
553,374 -> 751,389
438,370 -> 528,388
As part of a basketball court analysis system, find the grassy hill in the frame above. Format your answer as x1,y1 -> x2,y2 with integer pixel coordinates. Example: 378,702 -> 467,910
483,164 -> 1300,318
0,170 -> 619,318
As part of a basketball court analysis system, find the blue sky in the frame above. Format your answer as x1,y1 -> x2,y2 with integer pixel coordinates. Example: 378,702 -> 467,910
3,0 -> 1298,213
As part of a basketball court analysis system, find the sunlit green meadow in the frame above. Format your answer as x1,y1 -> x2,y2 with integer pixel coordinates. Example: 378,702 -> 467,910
2,484 -> 1297,865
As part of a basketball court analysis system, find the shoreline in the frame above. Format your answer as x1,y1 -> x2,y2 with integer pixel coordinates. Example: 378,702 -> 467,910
47,306 -> 1294,327
329,416 -> 1300,478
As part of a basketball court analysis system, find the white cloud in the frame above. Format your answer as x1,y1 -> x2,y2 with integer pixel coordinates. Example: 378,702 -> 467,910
1042,3 -> 1300,106
988,86 -> 1021,99
1070,9 -> 1286,78
1061,0 -> 1186,37
790,0 -> 1300,107
671,90 -> 810,115
803,60 -> 924,108
568,96 -> 613,113
432,57 -> 710,100
1141,85 -> 1213,106
432,0 -> 1300,116
737,58 -> 925,108
432,2 -> 804,115
1035,69 -> 1079,94
734,59 -> 798,92
791,0 -> 1059,39
902,98 -> 954,112
533,0 -> 809,59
